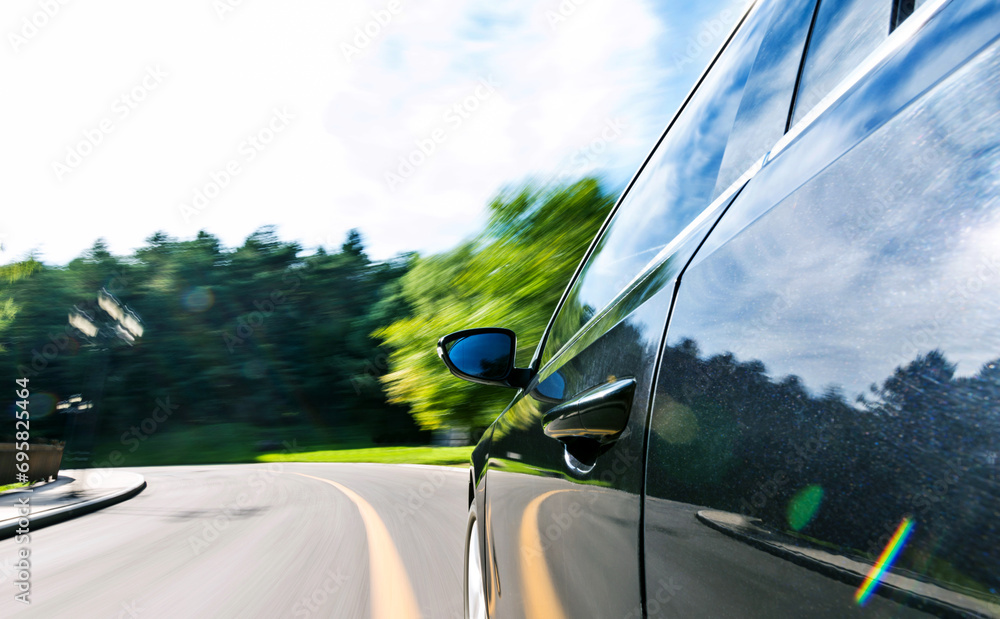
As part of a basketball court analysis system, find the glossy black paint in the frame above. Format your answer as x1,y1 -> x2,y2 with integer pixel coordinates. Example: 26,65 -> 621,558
455,0 -> 1000,617
644,0 -> 1000,616
466,199 -> 737,617
480,285 -> 671,617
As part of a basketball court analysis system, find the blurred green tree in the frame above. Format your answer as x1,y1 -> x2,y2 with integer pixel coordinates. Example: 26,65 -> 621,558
376,178 -> 614,430
0,227 -> 419,451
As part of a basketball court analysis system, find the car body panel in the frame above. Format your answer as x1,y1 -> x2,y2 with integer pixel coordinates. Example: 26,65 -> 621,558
644,1 -> 1000,615
483,284 -> 669,618
466,0 -> 1000,616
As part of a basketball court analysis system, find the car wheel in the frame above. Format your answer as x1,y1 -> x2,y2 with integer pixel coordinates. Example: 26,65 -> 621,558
464,504 -> 488,619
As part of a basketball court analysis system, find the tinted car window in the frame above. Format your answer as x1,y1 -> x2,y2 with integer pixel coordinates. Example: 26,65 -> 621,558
713,0 -> 818,195
541,2 -> 774,366
892,0 -> 932,31
791,0 -> 893,125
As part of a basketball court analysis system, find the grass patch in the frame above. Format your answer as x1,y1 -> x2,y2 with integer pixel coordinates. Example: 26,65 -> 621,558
86,422 -> 471,467
257,445 -> 474,467
89,423 -> 273,467
0,482 -> 29,493
88,423 -> 362,467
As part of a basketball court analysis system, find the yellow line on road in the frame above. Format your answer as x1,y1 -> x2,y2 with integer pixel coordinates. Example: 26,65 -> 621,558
519,490 -> 571,619
293,472 -> 421,619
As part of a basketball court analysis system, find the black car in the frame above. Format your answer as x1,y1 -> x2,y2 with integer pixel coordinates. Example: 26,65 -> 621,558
440,0 -> 1000,616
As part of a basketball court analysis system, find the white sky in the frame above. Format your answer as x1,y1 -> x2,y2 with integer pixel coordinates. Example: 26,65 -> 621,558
1,0 -> 746,264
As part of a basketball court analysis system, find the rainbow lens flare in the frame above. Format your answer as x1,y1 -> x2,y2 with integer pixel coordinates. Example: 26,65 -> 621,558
855,516 -> 915,606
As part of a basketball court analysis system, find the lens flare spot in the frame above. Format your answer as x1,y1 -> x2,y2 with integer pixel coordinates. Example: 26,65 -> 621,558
786,484 -> 824,531
856,517 -> 915,605
653,399 -> 699,444
182,286 -> 214,313
11,392 -> 57,419
32,392 -> 58,417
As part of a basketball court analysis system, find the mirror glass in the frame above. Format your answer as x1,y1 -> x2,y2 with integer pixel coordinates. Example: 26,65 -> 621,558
447,332 -> 512,380
534,369 -> 566,402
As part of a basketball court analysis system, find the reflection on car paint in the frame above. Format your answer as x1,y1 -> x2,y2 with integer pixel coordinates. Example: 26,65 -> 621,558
463,0 -> 1000,616
645,24 -> 1000,616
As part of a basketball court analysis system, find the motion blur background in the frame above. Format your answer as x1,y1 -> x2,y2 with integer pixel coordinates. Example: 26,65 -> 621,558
0,0 -> 745,466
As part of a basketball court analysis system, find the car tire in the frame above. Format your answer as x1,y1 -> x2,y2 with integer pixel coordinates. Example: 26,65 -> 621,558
464,502 -> 488,619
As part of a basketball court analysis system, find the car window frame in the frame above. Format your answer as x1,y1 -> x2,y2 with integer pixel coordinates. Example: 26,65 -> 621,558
529,0 -> 760,374
779,0 -> 949,156
531,0 -> 951,381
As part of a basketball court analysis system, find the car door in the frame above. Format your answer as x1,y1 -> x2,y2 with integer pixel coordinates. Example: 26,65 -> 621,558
479,1 -> 816,616
644,0 -> 1000,616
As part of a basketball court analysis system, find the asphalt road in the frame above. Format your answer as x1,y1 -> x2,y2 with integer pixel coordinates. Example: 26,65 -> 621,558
0,463 -> 468,619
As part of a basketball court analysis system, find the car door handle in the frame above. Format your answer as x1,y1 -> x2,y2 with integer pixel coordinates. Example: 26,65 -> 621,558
542,377 -> 636,445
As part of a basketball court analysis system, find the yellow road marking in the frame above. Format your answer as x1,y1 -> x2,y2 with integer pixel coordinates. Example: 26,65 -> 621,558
519,490 -> 571,619
293,472 -> 421,619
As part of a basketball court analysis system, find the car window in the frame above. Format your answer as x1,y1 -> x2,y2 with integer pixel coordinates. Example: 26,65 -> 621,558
713,0 -> 819,195
892,0 -> 931,31
791,0 -> 893,126
539,5 -> 765,367
542,0 -> 813,367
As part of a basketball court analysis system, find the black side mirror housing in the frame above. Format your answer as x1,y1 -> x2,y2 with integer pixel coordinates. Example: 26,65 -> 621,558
437,327 -> 533,389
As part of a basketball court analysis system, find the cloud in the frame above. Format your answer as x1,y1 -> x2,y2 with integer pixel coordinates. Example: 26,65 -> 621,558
325,0 -> 671,257
0,0 -> 710,264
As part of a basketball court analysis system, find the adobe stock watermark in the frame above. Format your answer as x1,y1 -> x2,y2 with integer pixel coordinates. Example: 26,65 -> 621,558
521,500 -> 584,562
671,8 -> 736,69
223,291 -> 288,352
522,445 -> 641,563
291,569 -> 349,618
114,600 -> 142,619
900,460 -> 963,521
556,117 -> 627,181
8,0 -> 72,54
394,467 -> 447,520
17,323 -> 82,378
861,461 -> 963,560
544,0 -> 589,31
52,65 -> 168,182
212,0 -> 249,21
223,264 -> 310,352
188,442 -> 298,555
384,76 -> 499,191
15,270 -> 130,378
350,351 -> 389,395
178,106 -> 295,223
585,442 -> 640,492
0,556 -> 24,587
737,424 -> 837,518
622,577 -> 681,618
86,397 -> 181,483
887,253 -> 1000,369
341,0 -> 403,61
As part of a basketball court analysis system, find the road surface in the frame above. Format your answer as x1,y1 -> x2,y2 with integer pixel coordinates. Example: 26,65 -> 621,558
0,463 -> 468,618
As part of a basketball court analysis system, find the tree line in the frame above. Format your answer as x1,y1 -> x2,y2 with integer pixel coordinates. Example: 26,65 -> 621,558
0,178 -> 614,456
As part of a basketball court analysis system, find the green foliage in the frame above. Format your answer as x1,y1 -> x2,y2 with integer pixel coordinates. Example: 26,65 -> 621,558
0,258 -> 42,351
0,258 -> 41,284
0,228 -> 423,456
258,445 -> 474,466
0,176 -> 614,461
376,178 -> 615,430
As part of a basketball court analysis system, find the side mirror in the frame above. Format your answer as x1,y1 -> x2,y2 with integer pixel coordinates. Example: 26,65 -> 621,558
437,328 -> 532,388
